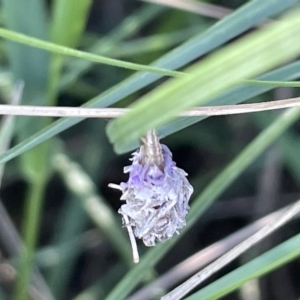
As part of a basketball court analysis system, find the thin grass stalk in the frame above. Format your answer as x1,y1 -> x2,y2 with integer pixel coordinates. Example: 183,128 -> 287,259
0,28 -> 184,78
162,199 -> 300,300
141,0 -> 231,19
186,233 -> 300,300
14,178 -> 47,300
0,96 -> 300,118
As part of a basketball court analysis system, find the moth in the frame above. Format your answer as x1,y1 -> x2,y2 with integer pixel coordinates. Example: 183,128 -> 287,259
109,130 -> 193,263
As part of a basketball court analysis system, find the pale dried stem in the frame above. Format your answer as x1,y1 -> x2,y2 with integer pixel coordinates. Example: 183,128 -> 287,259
140,0 -> 231,19
161,199 -> 300,300
108,183 -> 139,263
123,215 -> 139,264
1,97 -> 300,118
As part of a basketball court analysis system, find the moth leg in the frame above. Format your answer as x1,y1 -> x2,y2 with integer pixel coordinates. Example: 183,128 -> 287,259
123,214 -> 139,263
108,183 -> 122,191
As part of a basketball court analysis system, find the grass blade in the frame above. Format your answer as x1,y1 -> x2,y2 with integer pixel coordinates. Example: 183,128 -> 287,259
244,79 -> 300,87
52,153 -> 133,265
186,233 -> 300,300
0,0 -> 294,165
51,0 -> 92,49
2,2 -> 52,300
163,200 -> 300,299
158,59 -> 300,139
0,28 -> 183,78
48,0 -> 92,104
46,194 -> 89,298
106,25 -> 209,59
107,8 -> 300,153
128,202 -> 298,300
61,4 -> 166,89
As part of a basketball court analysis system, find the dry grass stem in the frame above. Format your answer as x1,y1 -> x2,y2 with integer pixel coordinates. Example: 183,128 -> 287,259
0,97 -> 300,119
140,0 -> 231,19
161,199 -> 300,300
128,202 -> 297,300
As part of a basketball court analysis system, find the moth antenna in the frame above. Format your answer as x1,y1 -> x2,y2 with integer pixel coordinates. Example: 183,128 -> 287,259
123,215 -> 139,263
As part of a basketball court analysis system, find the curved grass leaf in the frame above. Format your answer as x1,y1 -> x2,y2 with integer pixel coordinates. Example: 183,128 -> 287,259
0,0 -> 294,165
158,60 -> 300,139
104,107 -> 300,300
107,8 -> 300,153
0,28 -> 183,78
186,233 -> 300,300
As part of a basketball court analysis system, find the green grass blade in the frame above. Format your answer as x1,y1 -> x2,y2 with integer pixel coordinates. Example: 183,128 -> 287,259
33,237 -> 83,269
107,8 -> 300,153
14,178 -> 47,300
61,0 -> 293,90
1,2 -> 53,300
158,59 -> 300,139
96,4 -> 166,45
48,0 -> 92,104
1,1 -> 49,94
0,58 -> 299,168
51,0 -> 92,48
244,79 -> 300,87
0,83 -> 22,165
0,28 -> 183,78
61,4 -> 166,89
53,153 -> 133,265
280,133 -> 300,182
254,113 -> 300,184
186,233 -> 300,300
97,25 -> 210,59
2,0 -> 51,179
0,0 -> 294,166
147,0 -> 295,72
104,107 -> 300,300
46,194 -> 89,299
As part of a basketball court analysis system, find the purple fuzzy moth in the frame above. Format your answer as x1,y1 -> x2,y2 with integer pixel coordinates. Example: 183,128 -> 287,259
109,130 -> 193,263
